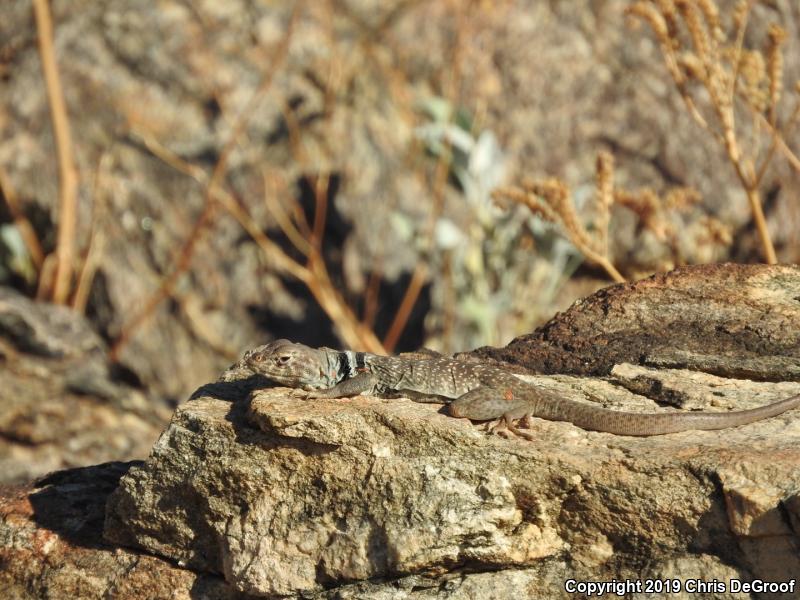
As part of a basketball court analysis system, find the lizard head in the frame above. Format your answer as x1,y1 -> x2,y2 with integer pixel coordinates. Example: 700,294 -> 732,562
243,339 -> 333,390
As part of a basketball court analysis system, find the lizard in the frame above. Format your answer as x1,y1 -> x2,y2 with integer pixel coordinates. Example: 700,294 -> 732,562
241,339 -> 800,438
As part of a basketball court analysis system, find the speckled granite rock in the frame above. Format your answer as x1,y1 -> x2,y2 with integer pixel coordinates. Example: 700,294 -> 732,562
104,372 -> 800,597
3,265 -> 800,599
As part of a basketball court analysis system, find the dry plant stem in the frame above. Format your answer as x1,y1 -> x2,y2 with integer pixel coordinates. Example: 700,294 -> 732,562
219,190 -> 311,283
362,267 -> 383,329
261,175 -> 384,352
766,25 -> 785,127
380,115 -> 453,353
310,174 -> 330,251
335,0 -> 453,349
262,172 -> 312,256
271,51 -> 386,351
35,255 -> 57,301
753,106 -> 800,177
382,262 -> 429,353
575,240 -> 626,283
305,251 -> 384,352
594,152 -> 614,256
33,0 -> 79,304
632,0 -> 777,265
71,153 -> 110,313
743,186 -> 776,264
71,229 -> 102,313
729,0 -> 755,101
110,6 -> 299,360
110,201 -> 219,361
499,186 -> 626,284
725,130 -> 777,264
0,168 -> 45,269
272,94 -> 386,352
345,0 -> 466,352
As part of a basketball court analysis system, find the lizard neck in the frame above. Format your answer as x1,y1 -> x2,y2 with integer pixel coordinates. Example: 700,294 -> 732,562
332,350 -> 368,381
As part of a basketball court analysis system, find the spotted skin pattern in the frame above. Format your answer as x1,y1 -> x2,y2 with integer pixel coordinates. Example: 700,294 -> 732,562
243,340 -> 800,438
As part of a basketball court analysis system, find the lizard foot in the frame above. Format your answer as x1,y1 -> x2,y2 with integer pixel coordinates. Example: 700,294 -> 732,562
486,419 -> 513,438
483,419 -> 517,437
487,415 -> 536,441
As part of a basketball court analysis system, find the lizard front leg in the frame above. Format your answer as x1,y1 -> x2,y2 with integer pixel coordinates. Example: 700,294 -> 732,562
303,371 -> 380,398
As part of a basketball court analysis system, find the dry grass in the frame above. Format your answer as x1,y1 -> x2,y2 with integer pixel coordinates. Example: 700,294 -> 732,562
109,8 -> 390,355
110,4 -> 307,358
493,151 -> 731,282
627,0 -> 800,264
3,0 -> 507,353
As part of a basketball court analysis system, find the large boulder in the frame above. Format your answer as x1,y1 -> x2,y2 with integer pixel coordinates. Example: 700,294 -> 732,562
104,377 -> 800,597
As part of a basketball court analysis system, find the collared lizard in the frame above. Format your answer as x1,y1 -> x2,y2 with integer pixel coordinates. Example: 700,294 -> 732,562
242,339 -> 800,438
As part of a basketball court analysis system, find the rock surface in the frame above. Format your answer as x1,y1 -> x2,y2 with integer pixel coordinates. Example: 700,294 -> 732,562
0,287 -> 171,484
0,462 -> 244,599
472,263 -> 800,380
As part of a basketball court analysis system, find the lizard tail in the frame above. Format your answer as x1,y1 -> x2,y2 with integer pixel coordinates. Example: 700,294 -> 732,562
534,393 -> 800,436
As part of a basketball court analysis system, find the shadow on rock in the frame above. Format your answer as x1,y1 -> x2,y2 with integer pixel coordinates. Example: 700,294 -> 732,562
190,374 -> 272,402
29,461 -> 141,549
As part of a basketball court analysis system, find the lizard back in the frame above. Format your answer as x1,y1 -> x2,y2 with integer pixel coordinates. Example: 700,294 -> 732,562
365,354 -> 521,399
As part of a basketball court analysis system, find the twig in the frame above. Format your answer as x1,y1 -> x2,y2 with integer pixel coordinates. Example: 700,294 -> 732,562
361,265 -> 383,329
33,0 -> 79,304
110,200 -> 219,361
310,174 -> 330,251
729,0 -> 755,102
262,171 -> 312,256
494,182 -> 626,284
35,254 -> 57,301
629,0 -> 780,264
753,105 -> 800,177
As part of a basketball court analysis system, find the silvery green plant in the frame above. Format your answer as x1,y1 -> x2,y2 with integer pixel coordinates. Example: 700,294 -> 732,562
407,98 -> 582,350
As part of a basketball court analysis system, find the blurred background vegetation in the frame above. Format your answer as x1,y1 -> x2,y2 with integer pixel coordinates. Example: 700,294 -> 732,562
1,0 -> 799,479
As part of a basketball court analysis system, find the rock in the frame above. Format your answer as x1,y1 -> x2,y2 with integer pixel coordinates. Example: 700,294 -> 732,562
0,462 -> 244,600
101,264 -> 800,598
0,287 -> 171,484
104,379 -> 800,597
3,264 -> 799,598
471,264 -> 800,379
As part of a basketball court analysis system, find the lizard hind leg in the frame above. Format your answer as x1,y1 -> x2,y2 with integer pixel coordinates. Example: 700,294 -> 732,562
488,413 -> 537,441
